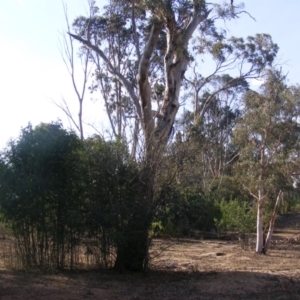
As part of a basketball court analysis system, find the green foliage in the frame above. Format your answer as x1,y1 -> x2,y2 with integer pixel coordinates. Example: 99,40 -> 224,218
209,175 -> 252,203
0,123 -> 140,270
281,194 -> 300,213
153,188 -> 220,237
82,135 -> 139,250
0,122 -> 84,269
233,69 -> 300,214
215,199 -> 256,234
290,201 -> 300,213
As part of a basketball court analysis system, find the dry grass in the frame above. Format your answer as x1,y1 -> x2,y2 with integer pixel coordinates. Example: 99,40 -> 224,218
1,213 -> 300,299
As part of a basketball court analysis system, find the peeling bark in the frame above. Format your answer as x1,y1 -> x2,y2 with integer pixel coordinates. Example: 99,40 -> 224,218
264,190 -> 283,253
256,199 -> 264,253
137,21 -> 163,146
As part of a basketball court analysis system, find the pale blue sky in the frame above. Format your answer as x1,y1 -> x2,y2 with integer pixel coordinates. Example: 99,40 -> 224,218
1,0 -> 300,148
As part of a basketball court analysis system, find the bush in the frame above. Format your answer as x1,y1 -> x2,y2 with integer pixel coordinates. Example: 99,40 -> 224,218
0,122 -> 84,269
0,126 -> 140,270
215,199 -> 256,235
153,189 -> 221,237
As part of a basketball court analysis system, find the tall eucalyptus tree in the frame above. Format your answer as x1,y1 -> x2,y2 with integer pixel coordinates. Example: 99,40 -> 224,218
234,69 -> 300,253
67,0 -> 278,270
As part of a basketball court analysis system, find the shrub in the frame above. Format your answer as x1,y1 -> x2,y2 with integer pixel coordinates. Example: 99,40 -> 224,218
153,189 -> 221,237
215,199 -> 256,235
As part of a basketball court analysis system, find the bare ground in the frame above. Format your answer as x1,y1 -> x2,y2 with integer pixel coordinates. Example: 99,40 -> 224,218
1,213 -> 300,299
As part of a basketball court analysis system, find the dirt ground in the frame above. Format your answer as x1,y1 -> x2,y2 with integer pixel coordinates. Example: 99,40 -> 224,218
1,213 -> 300,299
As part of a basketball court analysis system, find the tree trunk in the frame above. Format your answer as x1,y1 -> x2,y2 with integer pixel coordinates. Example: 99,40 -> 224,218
264,190 -> 283,253
256,200 -> 264,253
114,215 -> 150,272
79,99 -> 84,140
131,117 -> 139,159
114,167 -> 154,271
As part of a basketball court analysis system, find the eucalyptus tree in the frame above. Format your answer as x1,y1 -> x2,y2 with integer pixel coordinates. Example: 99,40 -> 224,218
67,0 -> 278,271
234,69 -> 300,254
179,82 -> 243,192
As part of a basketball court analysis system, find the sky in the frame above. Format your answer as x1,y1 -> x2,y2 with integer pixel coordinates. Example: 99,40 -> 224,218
1,0 -> 300,149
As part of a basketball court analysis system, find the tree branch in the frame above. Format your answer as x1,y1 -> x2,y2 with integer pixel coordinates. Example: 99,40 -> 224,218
183,9 -> 212,44
68,32 -> 142,121
137,21 -> 164,138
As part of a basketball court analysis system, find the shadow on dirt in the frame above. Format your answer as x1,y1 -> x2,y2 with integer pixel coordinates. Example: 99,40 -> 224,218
0,268 -> 299,300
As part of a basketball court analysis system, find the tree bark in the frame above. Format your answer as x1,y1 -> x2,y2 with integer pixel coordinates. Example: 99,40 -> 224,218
264,190 -> 283,253
256,198 -> 264,253
114,167 -> 154,271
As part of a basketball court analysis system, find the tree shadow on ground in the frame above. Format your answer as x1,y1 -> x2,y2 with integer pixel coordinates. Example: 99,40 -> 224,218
0,268 -> 299,300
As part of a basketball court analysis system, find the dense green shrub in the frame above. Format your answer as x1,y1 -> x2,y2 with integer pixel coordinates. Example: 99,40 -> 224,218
153,188 -> 221,237
82,136 -> 139,267
0,122 -> 84,269
215,199 -> 256,235
0,126 -> 139,270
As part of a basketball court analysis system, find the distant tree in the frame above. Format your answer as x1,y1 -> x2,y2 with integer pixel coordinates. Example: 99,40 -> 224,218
234,69 -> 300,253
179,90 -> 242,191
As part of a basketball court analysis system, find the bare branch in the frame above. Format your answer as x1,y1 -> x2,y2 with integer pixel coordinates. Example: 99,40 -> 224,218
58,2 -> 96,140
130,1 -> 141,62
68,32 -> 142,121
50,97 -> 80,133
